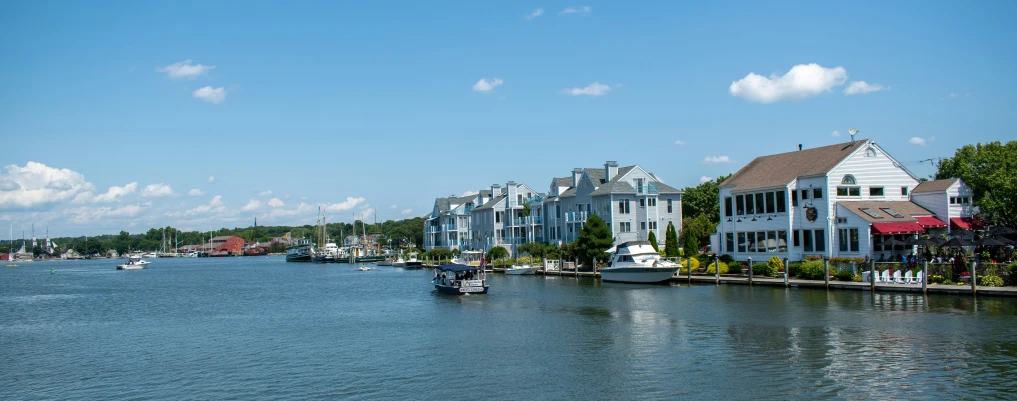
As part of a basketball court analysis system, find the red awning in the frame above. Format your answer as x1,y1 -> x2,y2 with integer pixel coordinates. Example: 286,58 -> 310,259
950,217 -> 988,231
915,216 -> 948,229
871,222 -> 926,235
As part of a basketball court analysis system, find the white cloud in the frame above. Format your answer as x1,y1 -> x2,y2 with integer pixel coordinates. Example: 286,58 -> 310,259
461,190 -> 479,197
729,63 -> 848,103
208,176 -> 216,183
700,176 -> 713,183
241,199 -> 263,212
949,93 -> 958,97
0,162 -> 94,209
141,183 -> 174,197
401,208 -> 413,216
358,207 -> 376,221
188,188 -> 206,196
844,81 -> 889,95
560,6 -> 591,15
472,78 -> 503,93
185,195 -> 226,216
266,202 -> 314,219
267,198 -> 284,207
525,8 -> 544,19
562,82 -> 611,96
909,137 -> 927,146
156,59 -> 215,79
674,140 -> 687,145
390,204 -> 398,209
94,182 -> 138,203
831,130 -> 841,137
67,204 -> 143,224
193,86 -> 226,104
257,190 -> 272,196
703,155 -> 731,164
324,196 -> 366,213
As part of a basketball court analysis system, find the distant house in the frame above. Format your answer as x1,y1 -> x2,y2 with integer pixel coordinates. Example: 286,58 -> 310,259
209,236 -> 245,255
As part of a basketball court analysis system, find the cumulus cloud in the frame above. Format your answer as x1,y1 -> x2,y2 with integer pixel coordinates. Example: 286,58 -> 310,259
185,195 -> 226,216
844,81 -> 889,95
94,182 -> 138,203
188,188 -> 206,196
909,136 -> 936,146
560,6 -> 591,15
674,140 -> 687,145
324,196 -> 366,213
700,176 -> 713,183
472,78 -> 503,93
156,59 -> 215,79
241,199 -> 263,211
193,86 -> 226,104
525,8 -> 544,19
703,156 -> 732,164
208,176 -> 216,183
257,190 -> 272,196
267,198 -> 284,207
831,130 -> 841,137
67,204 -> 144,224
729,63 -> 847,103
141,183 -> 174,197
266,202 -> 314,219
0,162 -> 94,209
390,204 -> 398,209
401,209 -> 413,216
561,82 -> 611,96
461,190 -> 479,197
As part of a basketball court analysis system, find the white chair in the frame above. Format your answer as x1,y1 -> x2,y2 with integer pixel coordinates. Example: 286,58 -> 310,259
904,270 -> 915,284
893,270 -> 904,284
880,270 -> 891,283
916,271 -> 924,285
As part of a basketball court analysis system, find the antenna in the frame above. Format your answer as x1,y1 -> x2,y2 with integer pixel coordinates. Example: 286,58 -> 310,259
848,128 -> 859,142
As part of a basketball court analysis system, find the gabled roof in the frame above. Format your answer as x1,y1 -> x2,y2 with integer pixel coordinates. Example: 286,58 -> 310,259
656,182 -> 682,194
473,194 -> 505,211
912,178 -> 959,194
585,168 -> 606,184
590,180 -> 636,196
558,187 -> 577,198
722,139 -> 869,192
553,177 -> 572,187
479,189 -> 492,198
838,200 -> 934,223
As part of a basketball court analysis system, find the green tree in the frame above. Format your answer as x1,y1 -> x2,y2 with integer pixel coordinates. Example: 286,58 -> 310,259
575,214 -> 615,267
681,175 -> 731,224
647,230 -> 659,252
487,246 -> 508,261
665,221 -> 680,257
935,141 -> 1017,226
32,244 -> 43,258
680,214 -> 716,255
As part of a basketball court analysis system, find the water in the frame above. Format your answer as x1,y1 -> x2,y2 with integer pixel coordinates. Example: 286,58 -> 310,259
3,257 -> 1017,400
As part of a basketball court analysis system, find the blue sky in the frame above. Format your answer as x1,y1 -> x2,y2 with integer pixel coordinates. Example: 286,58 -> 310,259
2,1 -> 1015,237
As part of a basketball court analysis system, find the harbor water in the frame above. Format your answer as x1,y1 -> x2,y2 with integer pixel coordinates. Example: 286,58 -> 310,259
3,257 -> 1017,400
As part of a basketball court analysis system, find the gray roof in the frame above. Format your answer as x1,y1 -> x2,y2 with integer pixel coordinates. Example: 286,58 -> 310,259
585,168 -> 606,184
558,187 -> 577,198
721,139 -> 869,192
590,180 -> 636,196
473,195 -> 505,211
656,182 -> 682,194
838,200 -> 934,223
553,177 -> 572,187
912,178 -> 959,194
479,189 -> 492,198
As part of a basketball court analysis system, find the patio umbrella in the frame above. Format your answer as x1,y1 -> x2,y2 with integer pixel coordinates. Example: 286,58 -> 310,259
974,237 -> 1007,247
989,227 -> 1017,235
997,237 -> 1016,246
907,237 -> 941,247
941,237 -> 973,247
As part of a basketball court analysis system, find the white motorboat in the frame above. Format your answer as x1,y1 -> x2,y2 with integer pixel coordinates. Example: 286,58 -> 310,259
600,241 -> 678,283
358,264 -> 372,271
392,256 -> 407,267
141,252 -> 158,258
505,264 -> 538,275
117,255 -> 150,270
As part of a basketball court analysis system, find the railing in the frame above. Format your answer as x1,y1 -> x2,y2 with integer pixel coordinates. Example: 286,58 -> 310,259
509,216 -> 543,226
565,212 -> 588,222
507,200 -> 541,209
636,185 -> 659,195
426,226 -> 441,233
529,195 -> 545,205
451,206 -> 474,215
443,224 -> 458,231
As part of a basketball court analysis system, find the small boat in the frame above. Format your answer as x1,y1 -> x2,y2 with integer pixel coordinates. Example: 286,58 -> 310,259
358,264 -> 372,271
433,264 -> 488,295
117,255 -> 150,270
600,240 -> 679,283
391,256 -> 407,267
505,264 -> 538,275
141,252 -> 158,258
377,259 -> 393,266
286,239 -> 314,262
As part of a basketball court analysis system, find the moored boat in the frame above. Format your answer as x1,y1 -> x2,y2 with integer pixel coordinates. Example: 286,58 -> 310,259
432,264 -> 488,295
286,239 -> 313,262
600,240 -> 678,283
505,264 -> 538,275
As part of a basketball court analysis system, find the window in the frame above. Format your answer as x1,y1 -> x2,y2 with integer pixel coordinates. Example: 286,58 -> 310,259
813,188 -> 823,199
736,195 -> 745,215
640,199 -> 645,207
496,212 -> 501,223
765,192 -> 776,214
866,147 -> 877,157
726,233 -> 734,253
649,198 -> 656,206
556,204 -> 561,218
755,193 -> 765,214
870,187 -> 884,197
793,230 -> 800,247
803,230 -> 813,252
901,187 -> 908,196
667,199 -> 673,213
842,175 -> 856,185
746,231 -> 756,252
839,228 -> 849,252
801,189 -> 809,200
640,222 -> 646,230
837,217 -> 847,224
837,187 -> 861,197
724,197 -> 733,217
618,201 -> 630,214
850,229 -> 859,252
791,190 -> 798,207
746,194 -> 755,214
738,233 -> 746,253
778,231 -> 788,252
756,232 -> 766,252
776,191 -> 786,213
815,229 -> 825,252
618,222 -> 631,232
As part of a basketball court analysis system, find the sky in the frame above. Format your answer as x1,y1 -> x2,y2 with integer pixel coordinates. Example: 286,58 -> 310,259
2,1 -> 1016,238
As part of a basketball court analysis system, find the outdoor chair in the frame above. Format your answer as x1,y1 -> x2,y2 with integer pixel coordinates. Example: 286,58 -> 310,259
893,270 -> 904,284
916,271 -> 924,285
880,270 -> 890,283
904,271 -> 915,284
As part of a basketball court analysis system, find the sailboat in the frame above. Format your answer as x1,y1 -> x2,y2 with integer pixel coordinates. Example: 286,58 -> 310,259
312,208 -> 338,263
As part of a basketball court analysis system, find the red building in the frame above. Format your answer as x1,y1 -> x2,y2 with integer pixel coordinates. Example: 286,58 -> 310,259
210,236 -> 245,255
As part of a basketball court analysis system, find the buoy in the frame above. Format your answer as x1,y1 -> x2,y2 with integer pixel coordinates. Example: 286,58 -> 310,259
51,268 -> 55,274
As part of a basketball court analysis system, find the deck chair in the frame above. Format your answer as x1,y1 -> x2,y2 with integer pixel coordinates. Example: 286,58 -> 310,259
916,271 -> 924,285
880,270 -> 891,283
903,270 -> 915,284
893,270 -> 904,284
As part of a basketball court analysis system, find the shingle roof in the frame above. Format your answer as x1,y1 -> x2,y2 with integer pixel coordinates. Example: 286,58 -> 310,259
558,187 -> 577,198
473,195 -> 505,211
590,180 -> 636,196
838,200 -> 933,223
553,177 -> 572,187
656,182 -> 682,194
721,139 -> 869,192
585,168 -> 606,184
912,178 -> 959,194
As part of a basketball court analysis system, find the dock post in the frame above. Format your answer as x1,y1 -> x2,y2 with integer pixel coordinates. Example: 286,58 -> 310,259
869,259 -> 875,292
715,254 -> 720,285
686,257 -> 691,284
747,257 -> 752,286
971,260 -> 977,296
922,260 -> 928,294
824,257 -> 830,290
783,257 -> 789,287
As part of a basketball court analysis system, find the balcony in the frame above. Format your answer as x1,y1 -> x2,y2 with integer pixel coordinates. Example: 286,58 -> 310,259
426,226 -> 441,233
509,216 -> 543,226
443,224 -> 458,231
565,212 -> 588,222
636,185 -> 659,195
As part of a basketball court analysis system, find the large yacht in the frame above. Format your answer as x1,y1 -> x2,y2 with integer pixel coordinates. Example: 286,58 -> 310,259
600,241 -> 679,283
286,238 -> 313,262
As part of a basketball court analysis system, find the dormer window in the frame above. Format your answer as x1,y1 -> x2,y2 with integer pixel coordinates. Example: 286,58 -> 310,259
841,175 -> 856,185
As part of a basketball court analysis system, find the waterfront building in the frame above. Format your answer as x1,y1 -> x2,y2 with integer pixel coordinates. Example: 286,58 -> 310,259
712,139 -> 973,261
468,182 -> 541,254
423,192 -> 486,251
209,235 -> 245,255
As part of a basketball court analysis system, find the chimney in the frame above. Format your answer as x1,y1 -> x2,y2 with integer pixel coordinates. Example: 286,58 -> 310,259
491,184 -> 501,197
506,181 -> 518,207
572,168 -> 583,187
605,161 -> 619,181
798,144 -> 802,151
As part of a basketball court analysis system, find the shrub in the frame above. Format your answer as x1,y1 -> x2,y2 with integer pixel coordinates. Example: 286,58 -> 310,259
752,262 -> 775,277
798,261 -> 826,280
719,254 -> 735,264
834,269 -> 854,282
1004,262 -> 1017,286
728,263 -> 742,274
788,262 -> 803,278
979,275 -> 1004,287
679,257 -> 700,274
804,255 -> 823,261
706,261 -> 729,275
516,256 -> 532,265
928,274 -> 946,284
